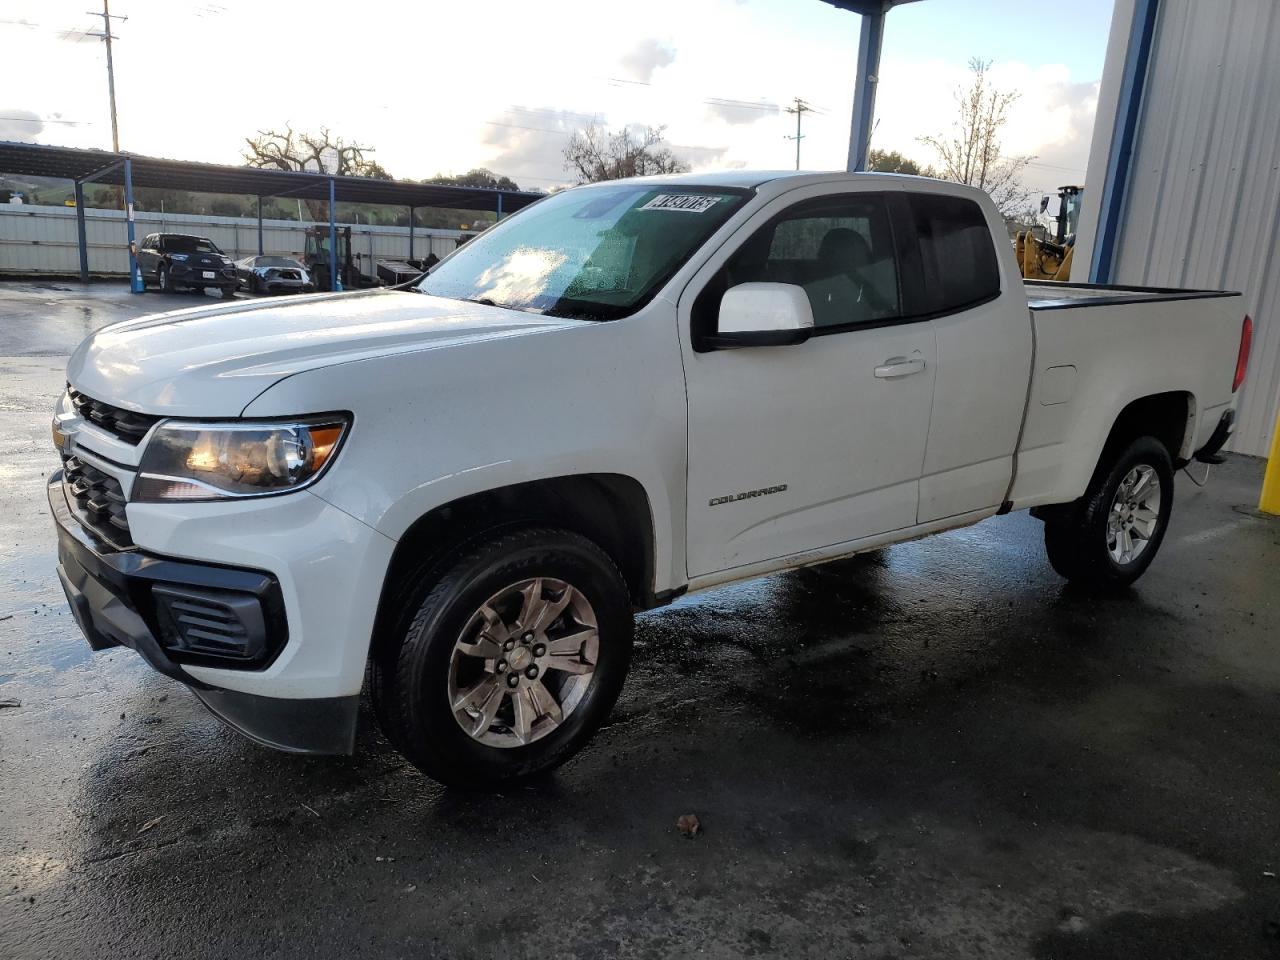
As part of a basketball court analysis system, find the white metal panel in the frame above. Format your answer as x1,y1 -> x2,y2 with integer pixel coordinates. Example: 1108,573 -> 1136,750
1090,0 -> 1280,455
0,204 -> 468,280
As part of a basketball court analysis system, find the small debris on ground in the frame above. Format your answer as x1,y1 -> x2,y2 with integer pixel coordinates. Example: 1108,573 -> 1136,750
676,813 -> 701,838
301,803 -> 320,818
0,698 -> 21,709
404,884 -> 417,893
137,816 -> 165,835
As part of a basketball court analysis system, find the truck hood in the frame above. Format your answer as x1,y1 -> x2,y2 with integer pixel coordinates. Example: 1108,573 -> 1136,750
66,289 -> 580,416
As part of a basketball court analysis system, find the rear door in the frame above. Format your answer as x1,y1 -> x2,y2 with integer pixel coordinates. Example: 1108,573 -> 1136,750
900,190 -> 1035,522
680,184 -> 938,577
137,234 -> 158,277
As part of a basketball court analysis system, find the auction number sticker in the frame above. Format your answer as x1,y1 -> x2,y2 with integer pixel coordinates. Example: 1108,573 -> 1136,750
641,194 -> 720,213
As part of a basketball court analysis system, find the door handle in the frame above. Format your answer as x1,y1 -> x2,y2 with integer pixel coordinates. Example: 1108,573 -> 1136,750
873,356 -> 926,379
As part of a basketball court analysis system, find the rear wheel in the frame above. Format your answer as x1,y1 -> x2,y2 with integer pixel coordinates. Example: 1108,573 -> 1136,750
221,285 -> 236,300
1042,436 -> 1174,588
371,526 -> 633,788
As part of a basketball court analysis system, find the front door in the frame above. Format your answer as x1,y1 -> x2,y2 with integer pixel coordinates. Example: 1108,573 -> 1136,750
680,187 -> 937,578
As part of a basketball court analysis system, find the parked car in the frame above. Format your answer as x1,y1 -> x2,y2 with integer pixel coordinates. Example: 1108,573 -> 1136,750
136,233 -> 237,298
235,255 -> 314,295
50,172 -> 1251,787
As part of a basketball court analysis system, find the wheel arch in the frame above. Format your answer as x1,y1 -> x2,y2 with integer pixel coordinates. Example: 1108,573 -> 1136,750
369,473 -> 659,660
1100,390 -> 1197,467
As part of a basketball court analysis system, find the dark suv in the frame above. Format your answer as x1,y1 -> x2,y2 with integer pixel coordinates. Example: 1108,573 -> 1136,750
137,233 -> 238,298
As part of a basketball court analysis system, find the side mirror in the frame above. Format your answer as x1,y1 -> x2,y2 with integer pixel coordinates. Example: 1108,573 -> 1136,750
704,282 -> 814,350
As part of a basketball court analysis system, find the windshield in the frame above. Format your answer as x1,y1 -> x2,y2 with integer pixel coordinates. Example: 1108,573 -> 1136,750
416,185 -> 749,320
253,256 -> 300,268
166,236 -> 222,255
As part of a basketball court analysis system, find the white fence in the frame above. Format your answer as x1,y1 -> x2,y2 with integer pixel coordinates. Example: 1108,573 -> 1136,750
0,203 -> 467,278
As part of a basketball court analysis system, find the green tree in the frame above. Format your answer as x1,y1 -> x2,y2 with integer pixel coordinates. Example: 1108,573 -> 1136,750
429,168 -> 521,192
867,149 -> 929,176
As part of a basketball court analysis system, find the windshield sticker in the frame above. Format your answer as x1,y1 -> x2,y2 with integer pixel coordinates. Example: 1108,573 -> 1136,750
640,194 -> 720,213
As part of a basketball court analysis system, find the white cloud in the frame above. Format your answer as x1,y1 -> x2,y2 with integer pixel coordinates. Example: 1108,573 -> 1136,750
619,38 -> 677,83
0,0 -> 1100,199
0,108 -> 44,140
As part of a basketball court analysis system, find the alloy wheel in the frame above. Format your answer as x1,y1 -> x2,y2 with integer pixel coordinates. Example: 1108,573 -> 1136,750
447,577 -> 598,748
1107,464 -> 1162,565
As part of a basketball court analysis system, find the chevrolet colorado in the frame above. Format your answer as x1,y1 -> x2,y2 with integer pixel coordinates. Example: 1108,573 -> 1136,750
49,171 -> 1252,786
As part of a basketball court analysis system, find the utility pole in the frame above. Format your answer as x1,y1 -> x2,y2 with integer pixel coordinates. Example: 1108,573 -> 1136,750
87,0 -> 127,152
784,98 -> 812,171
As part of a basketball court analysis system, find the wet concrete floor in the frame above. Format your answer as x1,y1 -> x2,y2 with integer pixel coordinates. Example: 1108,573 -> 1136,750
1,281 -> 1279,958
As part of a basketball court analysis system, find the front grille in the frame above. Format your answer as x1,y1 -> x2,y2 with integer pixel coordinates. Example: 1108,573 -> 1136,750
68,388 -> 159,445
62,454 -> 132,548
152,585 -> 268,662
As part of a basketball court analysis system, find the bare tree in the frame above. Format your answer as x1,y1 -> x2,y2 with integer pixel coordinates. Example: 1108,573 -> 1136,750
918,59 -> 1033,218
563,124 -> 689,183
243,126 -> 391,220
244,125 -> 391,178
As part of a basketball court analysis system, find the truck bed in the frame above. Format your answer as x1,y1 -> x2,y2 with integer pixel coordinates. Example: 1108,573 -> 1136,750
1011,281 -> 1245,510
1025,279 -> 1240,311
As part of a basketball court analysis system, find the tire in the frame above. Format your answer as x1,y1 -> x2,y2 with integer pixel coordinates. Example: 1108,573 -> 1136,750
371,526 -> 633,788
1042,436 -> 1174,589
221,285 -> 236,300
158,265 -> 170,292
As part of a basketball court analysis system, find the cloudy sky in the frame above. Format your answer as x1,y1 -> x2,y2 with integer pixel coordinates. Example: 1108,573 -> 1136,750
0,0 -> 1114,197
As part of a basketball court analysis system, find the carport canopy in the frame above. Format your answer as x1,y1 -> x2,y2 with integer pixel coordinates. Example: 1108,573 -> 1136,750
0,140 -> 544,288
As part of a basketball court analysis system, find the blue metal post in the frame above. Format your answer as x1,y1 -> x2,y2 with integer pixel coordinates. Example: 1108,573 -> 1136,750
256,196 -> 264,255
74,180 -> 89,283
1090,0 -> 1160,283
123,157 -> 143,293
408,206 -> 415,260
846,4 -> 886,172
496,192 -> 504,222
328,178 -> 341,292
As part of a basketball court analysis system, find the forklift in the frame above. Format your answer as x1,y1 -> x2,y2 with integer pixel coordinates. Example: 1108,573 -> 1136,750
1017,184 -> 1083,281
303,225 -> 378,292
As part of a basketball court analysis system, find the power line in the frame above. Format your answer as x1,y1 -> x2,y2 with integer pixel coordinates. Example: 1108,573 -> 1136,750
0,115 -> 88,125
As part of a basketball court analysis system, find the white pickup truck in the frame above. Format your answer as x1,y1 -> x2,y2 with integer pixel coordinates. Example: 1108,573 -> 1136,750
50,171 -> 1252,786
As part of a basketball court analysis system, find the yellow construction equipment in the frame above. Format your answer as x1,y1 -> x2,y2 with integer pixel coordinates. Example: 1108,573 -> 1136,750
1017,184 -> 1082,281
1261,407 -> 1280,516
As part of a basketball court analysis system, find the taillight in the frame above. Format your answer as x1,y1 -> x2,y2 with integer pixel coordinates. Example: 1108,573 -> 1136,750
1234,314 -> 1253,392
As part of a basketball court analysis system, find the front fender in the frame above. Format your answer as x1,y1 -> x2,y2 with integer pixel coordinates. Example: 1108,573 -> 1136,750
242,311 -> 689,594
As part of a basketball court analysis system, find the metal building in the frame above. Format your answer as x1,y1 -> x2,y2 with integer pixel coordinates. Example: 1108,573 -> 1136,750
1074,0 -> 1280,456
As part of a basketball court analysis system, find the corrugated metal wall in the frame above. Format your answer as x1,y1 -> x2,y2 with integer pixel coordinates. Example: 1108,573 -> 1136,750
0,204 -> 467,278
1110,0 -> 1280,455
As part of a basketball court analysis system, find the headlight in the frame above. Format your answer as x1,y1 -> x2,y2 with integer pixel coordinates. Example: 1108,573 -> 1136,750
170,253 -> 189,262
132,416 -> 350,502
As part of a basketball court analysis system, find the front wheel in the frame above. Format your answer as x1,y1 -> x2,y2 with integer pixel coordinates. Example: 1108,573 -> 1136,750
371,526 -> 633,788
1042,436 -> 1174,588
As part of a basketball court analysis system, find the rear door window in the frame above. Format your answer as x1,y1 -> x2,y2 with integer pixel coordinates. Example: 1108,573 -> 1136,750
905,194 -> 1001,315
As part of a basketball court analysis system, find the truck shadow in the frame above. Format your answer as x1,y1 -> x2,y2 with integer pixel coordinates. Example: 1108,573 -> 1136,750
61,515 -> 1280,955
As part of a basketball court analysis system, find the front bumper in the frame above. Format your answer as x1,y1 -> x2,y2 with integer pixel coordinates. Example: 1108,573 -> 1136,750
49,472 -> 358,754
170,263 -> 237,288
